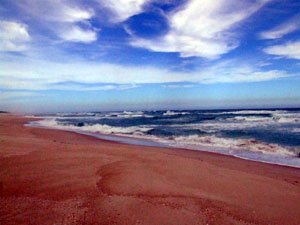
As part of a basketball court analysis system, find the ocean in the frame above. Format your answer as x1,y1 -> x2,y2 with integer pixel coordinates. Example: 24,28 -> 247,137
30,108 -> 300,168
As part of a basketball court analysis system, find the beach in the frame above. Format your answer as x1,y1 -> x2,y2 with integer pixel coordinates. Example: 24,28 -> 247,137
0,114 -> 300,225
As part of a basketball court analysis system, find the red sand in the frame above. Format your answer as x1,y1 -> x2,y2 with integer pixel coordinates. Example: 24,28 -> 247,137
0,114 -> 300,225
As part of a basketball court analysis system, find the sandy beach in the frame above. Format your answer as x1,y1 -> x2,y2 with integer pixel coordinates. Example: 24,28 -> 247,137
0,114 -> 300,225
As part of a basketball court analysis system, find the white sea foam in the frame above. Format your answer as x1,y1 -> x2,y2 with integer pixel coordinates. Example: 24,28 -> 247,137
123,111 -> 144,114
203,110 -> 284,115
161,135 -> 295,156
219,113 -> 299,126
291,128 -> 300,133
55,112 -> 96,117
116,114 -> 153,118
203,110 -> 296,120
183,121 -> 260,132
275,117 -> 300,123
35,118 -> 152,135
79,124 -> 151,135
227,116 -> 272,122
106,111 -> 154,118
163,110 -> 189,116
230,110 -> 287,115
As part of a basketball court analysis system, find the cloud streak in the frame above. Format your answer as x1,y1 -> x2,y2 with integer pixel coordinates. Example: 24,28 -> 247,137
259,14 -> 300,39
263,40 -> 300,60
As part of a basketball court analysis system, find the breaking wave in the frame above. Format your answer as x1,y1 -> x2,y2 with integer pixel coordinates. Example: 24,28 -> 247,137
34,118 -> 152,135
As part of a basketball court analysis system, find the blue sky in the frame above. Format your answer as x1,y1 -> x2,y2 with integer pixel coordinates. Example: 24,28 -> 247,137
0,0 -> 300,113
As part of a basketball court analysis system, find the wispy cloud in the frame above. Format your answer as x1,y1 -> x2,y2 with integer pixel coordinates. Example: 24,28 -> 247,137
259,14 -> 300,39
130,0 -> 271,58
17,0 -> 97,43
263,40 -> 300,60
0,20 -> 30,51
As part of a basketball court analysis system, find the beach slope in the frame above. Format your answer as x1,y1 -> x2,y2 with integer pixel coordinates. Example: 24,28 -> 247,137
0,114 -> 300,225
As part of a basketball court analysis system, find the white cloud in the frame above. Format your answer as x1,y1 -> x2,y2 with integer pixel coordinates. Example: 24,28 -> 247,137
130,0 -> 270,58
17,0 -> 97,43
263,40 -> 300,60
259,14 -> 300,39
0,20 -> 30,52
99,0 -> 148,22
59,25 -> 97,43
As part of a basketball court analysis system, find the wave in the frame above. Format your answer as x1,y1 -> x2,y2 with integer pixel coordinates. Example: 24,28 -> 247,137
159,135 -> 297,157
223,114 -> 299,124
116,114 -> 154,118
203,110 -> 283,115
123,111 -> 144,114
230,110 -> 287,115
106,111 -> 154,119
163,110 -> 190,116
227,116 -> 272,122
274,117 -> 300,123
184,121 -> 261,132
78,124 -> 151,135
291,128 -> 300,133
35,118 -> 152,135
201,110 -> 300,126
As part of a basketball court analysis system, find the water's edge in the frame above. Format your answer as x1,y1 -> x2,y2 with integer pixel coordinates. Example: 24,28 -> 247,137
26,121 -> 300,169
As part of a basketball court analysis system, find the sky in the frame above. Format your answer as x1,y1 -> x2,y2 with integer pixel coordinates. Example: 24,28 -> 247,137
0,0 -> 300,113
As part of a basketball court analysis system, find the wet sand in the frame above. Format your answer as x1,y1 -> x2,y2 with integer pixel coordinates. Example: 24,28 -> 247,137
0,114 -> 300,225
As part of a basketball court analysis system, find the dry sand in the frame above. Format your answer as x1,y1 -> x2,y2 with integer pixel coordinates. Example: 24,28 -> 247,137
0,114 -> 300,225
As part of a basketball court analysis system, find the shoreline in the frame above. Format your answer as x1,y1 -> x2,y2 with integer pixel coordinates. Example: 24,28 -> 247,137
1,114 -> 300,224
28,118 -> 300,169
